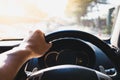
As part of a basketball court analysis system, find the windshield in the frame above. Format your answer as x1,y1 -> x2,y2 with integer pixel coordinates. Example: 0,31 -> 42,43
0,0 -> 118,40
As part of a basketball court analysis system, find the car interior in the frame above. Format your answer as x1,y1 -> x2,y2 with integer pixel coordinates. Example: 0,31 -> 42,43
0,0 -> 120,80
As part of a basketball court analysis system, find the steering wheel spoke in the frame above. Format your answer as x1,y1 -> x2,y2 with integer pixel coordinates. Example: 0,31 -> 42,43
27,65 -> 112,80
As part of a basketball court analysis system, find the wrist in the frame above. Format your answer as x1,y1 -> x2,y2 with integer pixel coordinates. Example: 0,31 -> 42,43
12,46 -> 33,60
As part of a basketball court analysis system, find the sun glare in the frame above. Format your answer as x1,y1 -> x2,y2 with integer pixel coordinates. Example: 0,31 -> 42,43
0,0 -> 68,24
0,0 -> 68,17
0,0 -> 25,16
37,0 -> 68,17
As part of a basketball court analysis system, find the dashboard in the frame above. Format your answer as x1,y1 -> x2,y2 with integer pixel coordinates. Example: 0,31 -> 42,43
26,39 -> 114,71
4,38 -> 114,76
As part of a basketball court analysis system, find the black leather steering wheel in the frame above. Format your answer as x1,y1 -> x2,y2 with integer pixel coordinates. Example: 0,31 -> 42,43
16,30 -> 120,80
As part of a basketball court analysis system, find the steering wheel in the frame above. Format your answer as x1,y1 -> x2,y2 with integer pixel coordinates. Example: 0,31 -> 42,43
19,30 -> 120,80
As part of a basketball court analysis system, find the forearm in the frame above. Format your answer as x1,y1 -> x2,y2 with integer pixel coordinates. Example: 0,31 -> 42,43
0,30 -> 52,80
0,47 -> 32,80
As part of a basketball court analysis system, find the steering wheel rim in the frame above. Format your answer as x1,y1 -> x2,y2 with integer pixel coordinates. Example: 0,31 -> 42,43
45,30 -> 120,77
15,30 -> 120,80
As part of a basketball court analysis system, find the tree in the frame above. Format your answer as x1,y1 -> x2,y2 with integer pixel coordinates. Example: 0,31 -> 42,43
65,0 -> 95,25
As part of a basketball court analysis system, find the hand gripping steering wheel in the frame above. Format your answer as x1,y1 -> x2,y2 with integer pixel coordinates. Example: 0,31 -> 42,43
26,30 -> 120,80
